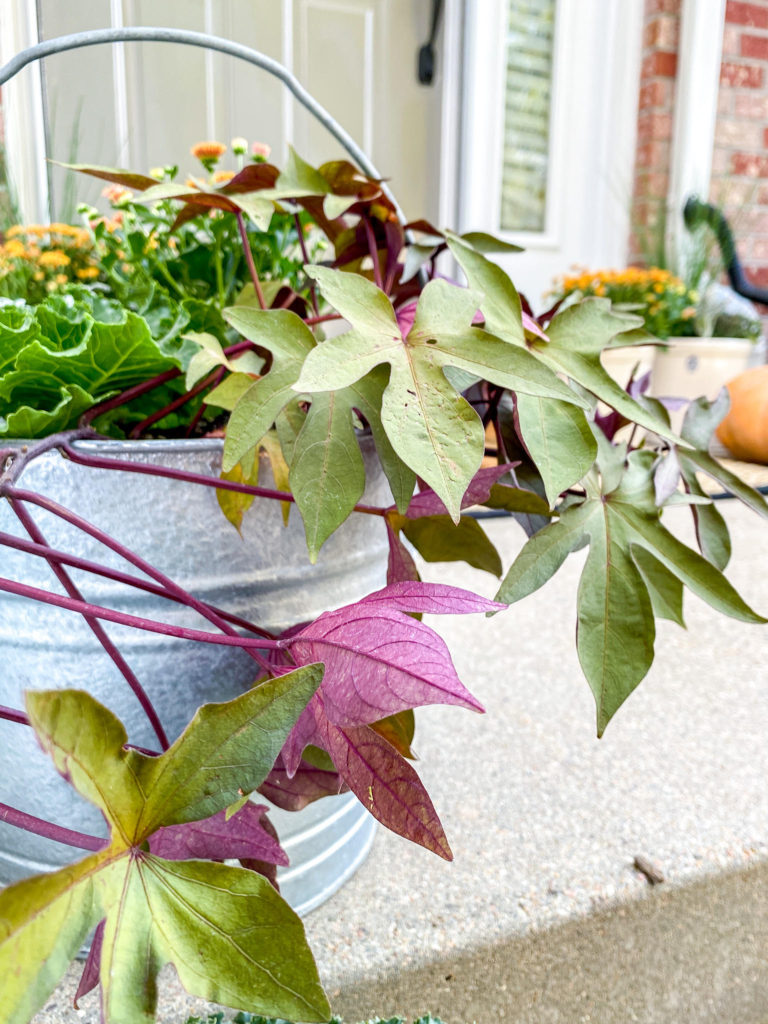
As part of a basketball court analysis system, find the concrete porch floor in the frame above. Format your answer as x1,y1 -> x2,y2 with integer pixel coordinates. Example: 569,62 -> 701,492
32,495 -> 768,1024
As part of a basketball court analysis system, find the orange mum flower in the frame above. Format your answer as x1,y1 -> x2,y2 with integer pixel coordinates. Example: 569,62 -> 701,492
191,141 -> 226,169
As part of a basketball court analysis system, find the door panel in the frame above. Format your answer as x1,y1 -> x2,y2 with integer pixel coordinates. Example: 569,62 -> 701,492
8,0 -> 445,224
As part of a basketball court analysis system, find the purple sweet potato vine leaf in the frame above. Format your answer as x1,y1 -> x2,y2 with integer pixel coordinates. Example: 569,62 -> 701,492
272,582 -> 503,854
149,802 -> 287,867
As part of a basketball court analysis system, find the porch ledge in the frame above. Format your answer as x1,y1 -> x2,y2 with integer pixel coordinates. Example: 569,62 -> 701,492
35,500 -> 768,1023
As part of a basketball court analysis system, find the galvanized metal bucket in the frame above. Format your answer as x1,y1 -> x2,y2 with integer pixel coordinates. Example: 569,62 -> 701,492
0,437 -> 388,914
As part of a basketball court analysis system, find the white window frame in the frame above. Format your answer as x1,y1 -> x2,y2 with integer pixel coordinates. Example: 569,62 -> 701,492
459,0 -> 647,267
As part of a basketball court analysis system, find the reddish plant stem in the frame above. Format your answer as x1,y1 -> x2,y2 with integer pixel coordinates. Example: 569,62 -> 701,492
294,212 -> 320,318
236,210 -> 267,309
0,703 -> 161,758
81,368 -> 182,426
8,499 -> 170,751
363,216 -> 384,290
59,443 -> 387,516
0,704 -> 30,726
0,530 -> 276,639
304,312 -> 343,327
6,487 -> 278,671
0,803 -> 107,852
129,367 -> 222,440
0,574 -> 280,650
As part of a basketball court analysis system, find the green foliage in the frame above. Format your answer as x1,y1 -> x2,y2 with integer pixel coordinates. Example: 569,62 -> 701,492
548,265 -> 699,340
495,439 -> 766,734
0,669 -> 328,1024
0,291 -> 188,437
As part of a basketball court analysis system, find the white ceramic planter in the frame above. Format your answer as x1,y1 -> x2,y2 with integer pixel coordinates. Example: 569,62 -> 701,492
600,344 -> 657,389
649,337 -> 754,437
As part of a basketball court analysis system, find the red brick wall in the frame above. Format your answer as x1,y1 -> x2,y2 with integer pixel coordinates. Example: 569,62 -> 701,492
631,0 -> 768,305
713,0 -> 768,290
630,0 -> 682,262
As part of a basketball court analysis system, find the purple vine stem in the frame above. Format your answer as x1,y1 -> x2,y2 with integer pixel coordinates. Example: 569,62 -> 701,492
294,211 -> 320,318
236,209 -> 267,309
129,366 -> 222,440
60,442 -> 387,516
0,574 -> 280,650
363,216 -> 384,291
5,486 -> 279,671
0,802 -> 106,852
0,703 -> 161,760
0,704 -> 30,726
8,497 -> 170,750
0,529 -> 274,639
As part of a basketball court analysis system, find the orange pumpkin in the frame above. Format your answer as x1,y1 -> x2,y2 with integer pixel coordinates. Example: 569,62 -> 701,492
715,364 -> 768,463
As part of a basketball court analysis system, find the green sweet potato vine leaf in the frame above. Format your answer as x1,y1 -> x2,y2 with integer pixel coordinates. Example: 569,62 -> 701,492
446,236 -> 678,443
0,668 -> 330,1024
496,448 -> 765,736
293,270 -> 585,521
219,307 -> 414,557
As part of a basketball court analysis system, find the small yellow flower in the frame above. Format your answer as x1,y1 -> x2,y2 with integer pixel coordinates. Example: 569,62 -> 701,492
3,239 -> 27,259
212,170 -> 235,185
681,306 -> 697,319
76,266 -> 100,280
149,166 -> 165,180
5,225 -> 23,238
54,273 -> 68,285
38,250 -> 71,268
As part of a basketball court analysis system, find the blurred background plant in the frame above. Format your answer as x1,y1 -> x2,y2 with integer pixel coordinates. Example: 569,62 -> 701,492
549,265 -> 699,339
627,193 -> 762,342
0,221 -> 101,303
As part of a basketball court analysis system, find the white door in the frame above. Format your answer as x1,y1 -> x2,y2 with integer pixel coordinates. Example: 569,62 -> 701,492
1,0 -> 454,225
459,0 -> 644,309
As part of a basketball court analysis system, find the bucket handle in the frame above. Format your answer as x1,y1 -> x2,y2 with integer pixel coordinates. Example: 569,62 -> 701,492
0,25 -> 408,227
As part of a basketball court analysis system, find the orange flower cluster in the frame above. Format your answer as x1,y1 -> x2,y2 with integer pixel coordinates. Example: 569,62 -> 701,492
550,265 -> 700,340
0,223 -> 102,301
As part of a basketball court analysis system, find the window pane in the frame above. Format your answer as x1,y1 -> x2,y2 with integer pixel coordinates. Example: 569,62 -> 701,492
500,0 -> 556,232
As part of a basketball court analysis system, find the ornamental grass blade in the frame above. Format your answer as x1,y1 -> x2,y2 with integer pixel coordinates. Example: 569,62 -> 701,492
322,720 -> 452,860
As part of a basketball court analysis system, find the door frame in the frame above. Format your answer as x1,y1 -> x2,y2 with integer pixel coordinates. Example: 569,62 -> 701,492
457,0 -> 646,297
